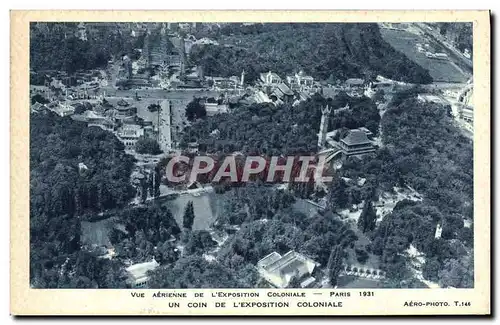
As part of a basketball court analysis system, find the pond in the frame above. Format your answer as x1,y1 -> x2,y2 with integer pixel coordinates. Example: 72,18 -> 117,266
162,191 -> 221,231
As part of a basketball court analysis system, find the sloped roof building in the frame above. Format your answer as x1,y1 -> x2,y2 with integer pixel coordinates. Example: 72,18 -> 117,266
126,259 -> 159,288
257,251 -> 317,288
339,129 -> 376,156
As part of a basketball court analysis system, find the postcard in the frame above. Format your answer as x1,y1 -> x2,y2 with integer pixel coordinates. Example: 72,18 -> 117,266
10,10 -> 490,316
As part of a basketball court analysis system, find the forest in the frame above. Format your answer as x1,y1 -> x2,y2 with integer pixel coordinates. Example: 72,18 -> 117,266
30,111 -> 136,288
180,92 -> 380,156
335,89 -> 473,287
433,22 -> 473,53
214,183 -> 358,288
148,183 -> 359,288
188,23 -> 433,84
30,23 -> 144,73
28,21 -> 473,289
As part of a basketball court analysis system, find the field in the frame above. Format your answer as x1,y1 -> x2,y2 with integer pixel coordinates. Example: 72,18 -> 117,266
380,29 -> 469,83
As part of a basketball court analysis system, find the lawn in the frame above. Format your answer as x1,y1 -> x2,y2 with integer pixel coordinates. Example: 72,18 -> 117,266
337,275 -> 384,288
81,218 -> 116,247
380,29 -> 468,83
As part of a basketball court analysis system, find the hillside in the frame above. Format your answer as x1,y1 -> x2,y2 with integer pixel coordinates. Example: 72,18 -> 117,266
189,23 -> 433,84
432,22 -> 473,54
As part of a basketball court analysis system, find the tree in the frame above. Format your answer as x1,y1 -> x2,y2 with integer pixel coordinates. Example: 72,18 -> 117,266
372,89 -> 385,103
30,112 -> 136,287
188,24 -> 432,84
438,255 -> 473,288
148,103 -> 160,112
185,98 -> 206,121
140,178 -> 148,203
153,166 -> 161,198
155,241 -> 179,265
327,175 -> 348,212
31,94 -> 49,104
288,273 -> 303,288
184,230 -> 217,255
183,201 -> 195,230
135,137 -> 162,155
148,255 -> 242,288
422,257 -> 441,282
357,199 -> 377,233
101,262 -> 128,288
327,245 -> 344,287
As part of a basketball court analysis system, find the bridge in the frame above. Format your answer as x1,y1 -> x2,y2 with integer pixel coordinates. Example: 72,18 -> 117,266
312,147 -> 343,192
317,147 -> 343,164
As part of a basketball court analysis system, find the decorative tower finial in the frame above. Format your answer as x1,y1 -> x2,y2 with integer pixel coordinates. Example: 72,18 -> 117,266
241,70 -> 245,86
318,104 -> 332,149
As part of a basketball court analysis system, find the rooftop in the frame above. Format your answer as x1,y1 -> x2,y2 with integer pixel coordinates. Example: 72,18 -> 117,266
276,83 -> 294,96
357,126 -> 373,135
257,251 -> 317,288
345,78 -> 365,86
126,259 -> 159,281
117,99 -> 130,107
257,252 -> 282,269
341,129 -> 372,146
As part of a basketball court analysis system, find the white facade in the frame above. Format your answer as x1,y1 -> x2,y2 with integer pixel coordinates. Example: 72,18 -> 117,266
260,71 -> 282,85
253,91 -> 272,104
435,223 -> 443,239
205,102 -> 229,116
257,251 -> 317,288
117,124 -> 145,150
56,102 -> 75,117
286,71 -> 314,89
126,259 -> 160,288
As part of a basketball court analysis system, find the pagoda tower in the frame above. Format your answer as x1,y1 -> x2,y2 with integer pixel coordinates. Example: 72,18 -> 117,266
317,105 -> 331,149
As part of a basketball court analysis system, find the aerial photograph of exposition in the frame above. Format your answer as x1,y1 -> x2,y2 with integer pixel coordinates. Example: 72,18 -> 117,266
29,22 -> 473,289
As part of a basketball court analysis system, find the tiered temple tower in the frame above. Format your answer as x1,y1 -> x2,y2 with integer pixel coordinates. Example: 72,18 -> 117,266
317,105 -> 331,149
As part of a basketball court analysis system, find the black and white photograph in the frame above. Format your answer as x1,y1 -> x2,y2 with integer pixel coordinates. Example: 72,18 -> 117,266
27,20 -> 477,291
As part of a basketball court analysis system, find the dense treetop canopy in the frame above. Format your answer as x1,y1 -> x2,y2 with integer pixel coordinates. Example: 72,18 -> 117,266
189,23 -> 433,84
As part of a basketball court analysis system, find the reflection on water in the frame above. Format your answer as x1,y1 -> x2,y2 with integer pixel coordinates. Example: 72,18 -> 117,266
162,191 -> 221,230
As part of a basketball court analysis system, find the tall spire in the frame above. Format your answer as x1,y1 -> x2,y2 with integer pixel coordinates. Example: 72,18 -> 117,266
240,70 -> 245,86
318,104 -> 332,149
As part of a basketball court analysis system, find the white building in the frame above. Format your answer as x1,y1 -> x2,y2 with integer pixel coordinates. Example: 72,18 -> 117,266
30,102 -> 48,114
260,71 -> 282,85
55,102 -> 75,117
463,48 -> 471,59
195,37 -> 219,46
117,124 -> 145,150
257,251 -> 317,288
435,223 -> 443,239
459,105 -> 473,123
286,71 -> 314,90
253,90 -> 272,104
204,102 -> 228,116
126,259 -> 159,288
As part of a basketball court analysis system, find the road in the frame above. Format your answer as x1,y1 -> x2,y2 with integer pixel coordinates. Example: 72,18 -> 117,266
99,87 -> 220,100
158,100 -> 173,152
